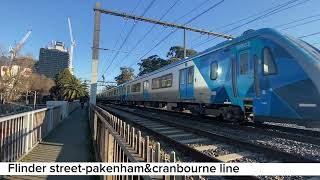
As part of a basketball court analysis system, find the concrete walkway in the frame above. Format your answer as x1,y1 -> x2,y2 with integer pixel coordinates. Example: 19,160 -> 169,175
7,108 -> 96,180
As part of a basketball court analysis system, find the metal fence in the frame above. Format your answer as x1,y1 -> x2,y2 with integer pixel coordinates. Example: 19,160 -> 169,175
0,103 -> 33,117
0,101 -> 79,162
90,105 -> 189,180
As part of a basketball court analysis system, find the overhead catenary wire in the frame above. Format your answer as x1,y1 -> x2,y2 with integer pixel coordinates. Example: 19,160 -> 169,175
273,13 -> 320,28
99,0 -> 142,79
192,0 -> 311,49
298,31 -> 320,38
146,0 -> 211,48
281,18 -> 320,30
101,0 -> 157,79
116,0 -> 181,71
192,0 -> 302,48
139,0 -> 212,58
190,0 -> 285,46
131,0 -> 225,67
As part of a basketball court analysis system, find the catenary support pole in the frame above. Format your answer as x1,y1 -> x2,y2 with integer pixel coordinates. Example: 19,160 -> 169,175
183,29 -> 187,58
90,2 -> 101,105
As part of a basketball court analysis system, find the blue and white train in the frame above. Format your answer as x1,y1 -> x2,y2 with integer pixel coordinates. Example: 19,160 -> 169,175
100,28 -> 320,127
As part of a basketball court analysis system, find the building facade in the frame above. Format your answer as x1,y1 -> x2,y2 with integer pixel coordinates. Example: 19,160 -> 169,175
37,41 -> 70,79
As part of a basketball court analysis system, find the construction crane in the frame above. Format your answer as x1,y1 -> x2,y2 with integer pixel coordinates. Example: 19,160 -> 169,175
68,17 -> 76,74
9,30 -> 32,60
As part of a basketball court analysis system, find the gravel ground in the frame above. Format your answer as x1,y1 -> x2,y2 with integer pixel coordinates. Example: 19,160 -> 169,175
159,116 -> 320,161
264,122 -> 320,132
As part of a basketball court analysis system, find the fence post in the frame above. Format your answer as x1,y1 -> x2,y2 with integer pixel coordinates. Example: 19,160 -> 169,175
131,127 -> 135,149
107,131 -> 114,163
25,113 -> 30,154
122,122 -> 126,141
155,142 -> 160,162
93,113 -> 98,142
137,131 -> 141,156
144,136 -> 150,162
170,151 -> 176,180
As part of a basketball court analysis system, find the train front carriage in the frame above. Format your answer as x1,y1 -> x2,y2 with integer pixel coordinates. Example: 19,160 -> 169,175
192,28 -> 320,127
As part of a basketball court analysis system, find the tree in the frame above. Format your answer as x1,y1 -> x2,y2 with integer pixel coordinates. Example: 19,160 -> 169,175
0,56 -> 54,103
114,67 -> 134,85
137,55 -> 168,76
28,73 -> 55,94
50,69 -> 88,101
62,77 -> 88,101
167,46 -> 197,63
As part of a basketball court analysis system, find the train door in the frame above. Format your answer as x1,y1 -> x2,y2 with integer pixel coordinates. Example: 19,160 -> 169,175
236,49 -> 254,99
179,66 -> 194,100
143,80 -> 149,101
253,55 -> 261,97
126,85 -> 130,102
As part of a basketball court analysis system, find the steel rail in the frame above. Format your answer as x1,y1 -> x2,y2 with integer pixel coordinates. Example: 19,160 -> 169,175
102,103 -> 318,163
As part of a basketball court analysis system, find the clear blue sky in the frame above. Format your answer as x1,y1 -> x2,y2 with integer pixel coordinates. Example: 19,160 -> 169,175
1,0 -> 320,86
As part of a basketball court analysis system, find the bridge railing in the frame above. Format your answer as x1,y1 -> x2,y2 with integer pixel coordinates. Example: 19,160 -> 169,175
0,101 -> 80,162
90,105 -> 188,180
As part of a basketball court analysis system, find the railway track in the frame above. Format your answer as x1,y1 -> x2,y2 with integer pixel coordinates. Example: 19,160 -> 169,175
97,104 -> 258,180
111,102 -> 320,146
98,103 -> 318,163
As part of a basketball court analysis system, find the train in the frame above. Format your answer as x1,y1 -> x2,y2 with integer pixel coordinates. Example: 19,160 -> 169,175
99,28 -> 320,127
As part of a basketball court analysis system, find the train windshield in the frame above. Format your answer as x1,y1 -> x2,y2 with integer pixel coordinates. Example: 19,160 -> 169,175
285,34 -> 320,61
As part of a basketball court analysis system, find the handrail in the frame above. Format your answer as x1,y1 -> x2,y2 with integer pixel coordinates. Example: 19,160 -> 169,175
90,104 -> 188,180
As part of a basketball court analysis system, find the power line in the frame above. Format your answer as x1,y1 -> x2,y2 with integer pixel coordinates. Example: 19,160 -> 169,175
144,0 -> 211,55
190,0 -> 284,45
281,18 -> 320,30
133,0 -> 225,67
95,47 -> 142,56
273,13 -> 320,28
193,0 -> 311,48
116,0 -> 181,70
174,0 -> 211,22
101,0 -> 157,78
299,31 -> 320,38
226,0 -> 303,33
100,0 -> 142,77
191,0 -> 301,48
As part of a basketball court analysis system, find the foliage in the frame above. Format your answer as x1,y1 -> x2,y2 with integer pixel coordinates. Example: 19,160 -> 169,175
167,46 -> 197,62
137,46 -> 197,77
114,67 -> 134,85
28,73 -> 55,94
50,69 -> 88,101
137,55 -> 169,76
0,56 -> 54,102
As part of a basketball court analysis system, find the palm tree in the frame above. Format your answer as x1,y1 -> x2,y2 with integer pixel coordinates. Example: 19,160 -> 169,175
61,77 -> 88,101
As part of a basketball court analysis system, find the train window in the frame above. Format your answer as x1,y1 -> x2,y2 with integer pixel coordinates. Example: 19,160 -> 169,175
188,67 -> 194,84
263,47 -> 277,75
210,61 -> 218,80
180,70 -> 185,85
166,74 -> 172,87
240,52 -> 249,75
143,80 -> 149,90
131,83 -> 141,92
161,74 -> 172,88
152,78 -> 160,89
